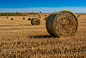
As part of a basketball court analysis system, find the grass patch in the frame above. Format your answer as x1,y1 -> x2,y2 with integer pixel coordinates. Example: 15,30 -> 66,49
0,12 -> 39,16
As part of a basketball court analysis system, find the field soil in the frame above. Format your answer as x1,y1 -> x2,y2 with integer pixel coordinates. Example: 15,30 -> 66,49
0,13 -> 86,58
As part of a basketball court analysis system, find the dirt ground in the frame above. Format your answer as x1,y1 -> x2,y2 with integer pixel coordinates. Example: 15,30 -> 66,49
0,13 -> 86,58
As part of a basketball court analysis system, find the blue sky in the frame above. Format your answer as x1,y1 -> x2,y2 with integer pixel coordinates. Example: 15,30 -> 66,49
0,0 -> 86,13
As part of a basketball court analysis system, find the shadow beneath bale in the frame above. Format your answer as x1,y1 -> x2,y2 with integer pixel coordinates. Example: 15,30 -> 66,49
28,35 -> 58,39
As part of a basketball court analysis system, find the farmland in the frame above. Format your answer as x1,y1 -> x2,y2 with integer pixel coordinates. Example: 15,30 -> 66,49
0,13 -> 86,58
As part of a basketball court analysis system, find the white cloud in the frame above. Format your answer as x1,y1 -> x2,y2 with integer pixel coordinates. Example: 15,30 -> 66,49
0,7 -> 86,13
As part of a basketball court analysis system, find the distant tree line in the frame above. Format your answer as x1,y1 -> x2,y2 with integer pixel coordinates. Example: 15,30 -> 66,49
0,12 -> 40,16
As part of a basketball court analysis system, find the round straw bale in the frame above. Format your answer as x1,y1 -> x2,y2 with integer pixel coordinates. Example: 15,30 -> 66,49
28,18 -> 31,20
46,10 -> 78,37
24,14 -> 26,16
33,15 -> 35,17
40,12 -> 42,13
45,15 -> 46,16
11,18 -> 13,20
44,17 -> 47,20
23,17 -> 25,19
31,18 -> 40,25
77,15 -> 80,18
7,17 -> 8,19
38,15 -> 40,16
39,16 -> 41,18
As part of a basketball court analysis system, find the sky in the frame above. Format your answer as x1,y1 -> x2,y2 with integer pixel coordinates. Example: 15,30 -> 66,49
0,0 -> 86,13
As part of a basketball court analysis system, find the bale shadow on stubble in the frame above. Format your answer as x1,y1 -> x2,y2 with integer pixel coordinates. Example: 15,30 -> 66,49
28,35 -> 58,39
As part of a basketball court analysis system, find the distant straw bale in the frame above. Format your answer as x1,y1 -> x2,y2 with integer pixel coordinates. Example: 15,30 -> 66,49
11,18 -> 13,20
40,12 -> 42,13
77,15 -> 80,18
24,14 -> 26,16
31,18 -> 40,25
33,15 -> 35,17
28,18 -> 31,20
44,17 -> 47,20
38,15 -> 40,16
23,17 -> 25,19
7,17 -> 8,19
39,16 -> 41,18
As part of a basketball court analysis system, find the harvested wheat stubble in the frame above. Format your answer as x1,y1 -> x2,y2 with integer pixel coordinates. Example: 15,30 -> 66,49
28,18 -> 31,20
31,18 -> 40,25
0,39 -> 85,58
11,18 -> 13,20
23,17 -> 25,19
44,17 -> 48,20
46,10 -> 78,37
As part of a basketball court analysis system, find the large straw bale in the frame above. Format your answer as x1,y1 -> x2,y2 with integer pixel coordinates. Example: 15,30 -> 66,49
46,10 -> 78,37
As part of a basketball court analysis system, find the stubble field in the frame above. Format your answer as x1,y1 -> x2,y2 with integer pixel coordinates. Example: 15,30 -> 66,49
0,13 -> 86,58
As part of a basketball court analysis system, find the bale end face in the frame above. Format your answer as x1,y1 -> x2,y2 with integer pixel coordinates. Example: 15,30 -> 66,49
46,10 -> 78,37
